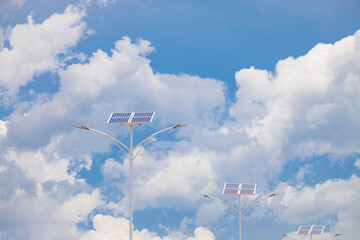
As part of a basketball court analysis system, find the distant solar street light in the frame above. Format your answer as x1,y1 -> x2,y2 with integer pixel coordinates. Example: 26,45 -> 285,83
282,226 -> 342,240
203,183 -> 279,240
76,112 -> 186,240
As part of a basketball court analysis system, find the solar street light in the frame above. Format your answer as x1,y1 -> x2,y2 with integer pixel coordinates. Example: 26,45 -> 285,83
283,226 -> 342,240
76,112 -> 186,240
203,183 -> 279,240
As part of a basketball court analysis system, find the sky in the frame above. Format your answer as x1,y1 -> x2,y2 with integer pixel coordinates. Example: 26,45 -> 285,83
0,0 -> 360,239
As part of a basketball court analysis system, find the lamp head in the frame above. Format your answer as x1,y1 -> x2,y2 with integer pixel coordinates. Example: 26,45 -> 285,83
173,124 -> 187,129
203,194 -> 210,198
269,193 -> 280,197
75,125 -> 90,130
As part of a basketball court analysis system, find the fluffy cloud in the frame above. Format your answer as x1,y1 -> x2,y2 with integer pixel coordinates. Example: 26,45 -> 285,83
0,4 -> 86,103
80,214 -> 214,240
0,0 -> 27,17
271,176 -> 360,240
355,158 -> 360,169
231,30 -> 360,158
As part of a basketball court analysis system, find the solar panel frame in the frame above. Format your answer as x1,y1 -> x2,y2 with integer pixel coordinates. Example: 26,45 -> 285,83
310,226 -> 325,235
297,225 -> 325,235
222,183 -> 256,195
107,112 -> 155,125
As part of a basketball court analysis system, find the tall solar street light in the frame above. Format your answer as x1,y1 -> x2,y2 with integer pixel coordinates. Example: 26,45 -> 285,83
76,112 -> 186,240
203,183 -> 279,240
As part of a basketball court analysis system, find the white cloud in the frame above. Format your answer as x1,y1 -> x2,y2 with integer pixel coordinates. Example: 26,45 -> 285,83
0,120 -> 8,140
355,159 -> 360,169
271,175 -> 360,240
0,165 -> 103,240
0,27 -> 4,50
52,190 -> 103,223
80,214 -> 214,240
108,148 -> 218,213
0,4 -> 86,103
5,146 -> 75,184
0,0 -> 27,17
102,158 -> 123,179
231,30 -> 360,158
295,164 -> 313,185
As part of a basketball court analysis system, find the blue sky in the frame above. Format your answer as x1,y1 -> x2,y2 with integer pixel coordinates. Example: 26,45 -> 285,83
0,0 -> 360,239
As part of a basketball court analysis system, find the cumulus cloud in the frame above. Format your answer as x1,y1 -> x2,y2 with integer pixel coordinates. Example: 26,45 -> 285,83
231,30 -> 360,158
355,159 -> 360,169
80,214 -> 214,240
270,176 -> 360,240
0,4 -> 86,104
0,0 -> 27,17
0,120 -> 7,140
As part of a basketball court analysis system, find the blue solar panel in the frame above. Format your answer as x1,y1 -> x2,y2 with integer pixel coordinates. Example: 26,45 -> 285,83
242,184 -> 256,188
131,117 -> 152,123
112,113 -> 132,117
108,117 -> 130,124
134,112 -> 153,117
223,188 -> 239,194
107,112 -> 155,125
310,226 -> 325,235
239,188 -> 255,195
225,183 -> 240,188
223,183 -> 256,195
296,225 -> 325,235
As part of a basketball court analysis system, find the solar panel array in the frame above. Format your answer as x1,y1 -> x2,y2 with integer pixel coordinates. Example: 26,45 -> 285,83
222,183 -> 257,195
107,112 -> 155,125
297,225 -> 325,235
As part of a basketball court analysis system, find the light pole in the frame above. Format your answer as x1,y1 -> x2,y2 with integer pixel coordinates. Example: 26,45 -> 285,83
75,112 -> 186,240
203,187 -> 279,240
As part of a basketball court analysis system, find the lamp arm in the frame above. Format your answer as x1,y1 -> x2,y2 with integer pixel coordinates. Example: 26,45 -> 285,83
88,127 -> 130,152
133,124 -> 186,158
282,234 -> 299,240
134,126 -> 174,150
108,138 -> 130,160
133,136 -> 155,160
203,195 -> 240,216
323,234 -> 343,240
241,193 -> 279,215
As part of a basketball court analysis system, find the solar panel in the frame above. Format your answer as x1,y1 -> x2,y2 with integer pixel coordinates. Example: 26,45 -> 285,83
107,112 -> 155,125
240,188 -> 256,194
297,226 -> 311,235
297,225 -> 325,235
310,226 -> 325,235
222,183 -> 256,195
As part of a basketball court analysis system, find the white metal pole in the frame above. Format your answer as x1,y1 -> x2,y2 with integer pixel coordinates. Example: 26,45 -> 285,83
239,195 -> 242,240
129,125 -> 134,240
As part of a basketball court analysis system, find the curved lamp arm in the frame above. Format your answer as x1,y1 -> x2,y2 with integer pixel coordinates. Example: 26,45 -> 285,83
241,193 -> 279,216
323,234 -> 343,240
203,194 -> 239,216
133,124 -> 186,159
282,234 -> 299,240
75,125 -> 130,158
